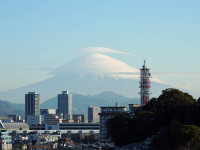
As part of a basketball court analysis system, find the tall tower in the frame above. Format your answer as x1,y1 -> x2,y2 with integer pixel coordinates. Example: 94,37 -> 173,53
139,60 -> 151,106
58,91 -> 72,120
25,92 -> 40,121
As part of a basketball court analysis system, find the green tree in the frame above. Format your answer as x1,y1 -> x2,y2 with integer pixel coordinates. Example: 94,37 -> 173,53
106,88 -> 200,148
171,122 -> 200,149
143,97 -> 158,112
130,111 -> 158,142
106,113 -> 133,146
196,97 -> 200,106
150,120 -> 200,149
157,88 -> 195,110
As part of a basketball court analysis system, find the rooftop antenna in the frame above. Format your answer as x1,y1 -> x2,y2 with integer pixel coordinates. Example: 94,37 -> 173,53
143,60 -> 146,69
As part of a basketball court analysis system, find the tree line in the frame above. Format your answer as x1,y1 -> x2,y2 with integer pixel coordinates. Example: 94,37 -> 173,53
107,88 -> 200,149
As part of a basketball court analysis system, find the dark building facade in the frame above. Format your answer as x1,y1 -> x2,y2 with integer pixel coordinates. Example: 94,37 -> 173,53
57,91 -> 72,120
88,106 -> 100,123
25,92 -> 40,121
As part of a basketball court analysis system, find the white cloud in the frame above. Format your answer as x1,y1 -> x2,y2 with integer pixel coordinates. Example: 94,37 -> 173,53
79,47 -> 134,55
152,72 -> 200,91
183,82 -> 194,91
151,77 -> 167,84
167,81 -> 199,94
153,72 -> 200,77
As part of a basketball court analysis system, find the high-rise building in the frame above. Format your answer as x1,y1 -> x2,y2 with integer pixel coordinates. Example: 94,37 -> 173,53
139,60 -> 151,106
88,106 -> 100,123
57,91 -> 72,120
25,92 -> 40,122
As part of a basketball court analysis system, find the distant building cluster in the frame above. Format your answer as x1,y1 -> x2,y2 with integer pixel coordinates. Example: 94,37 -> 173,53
0,90 -> 101,150
24,90 -> 100,130
0,61 -> 151,149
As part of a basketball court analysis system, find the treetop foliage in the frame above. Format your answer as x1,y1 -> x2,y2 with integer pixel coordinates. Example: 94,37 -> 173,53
157,88 -> 195,107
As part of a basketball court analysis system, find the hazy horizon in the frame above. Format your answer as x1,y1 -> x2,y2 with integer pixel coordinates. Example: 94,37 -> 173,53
0,0 -> 200,100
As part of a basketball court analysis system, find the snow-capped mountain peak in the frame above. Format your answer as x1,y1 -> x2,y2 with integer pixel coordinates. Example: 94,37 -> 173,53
54,53 -> 139,79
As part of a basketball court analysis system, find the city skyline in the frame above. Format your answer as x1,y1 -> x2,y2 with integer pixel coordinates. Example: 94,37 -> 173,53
0,1 -> 200,99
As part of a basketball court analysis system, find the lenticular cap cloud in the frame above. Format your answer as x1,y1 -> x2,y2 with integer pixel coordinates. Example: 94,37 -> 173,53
53,53 -> 139,77
79,47 -> 132,55
52,53 -> 165,84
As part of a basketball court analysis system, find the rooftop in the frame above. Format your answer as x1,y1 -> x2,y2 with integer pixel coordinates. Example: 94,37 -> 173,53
3,122 -> 29,130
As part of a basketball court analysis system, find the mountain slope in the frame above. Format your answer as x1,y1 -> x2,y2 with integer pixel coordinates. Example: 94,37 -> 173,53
0,100 -> 24,117
41,91 -> 140,114
0,53 -> 170,103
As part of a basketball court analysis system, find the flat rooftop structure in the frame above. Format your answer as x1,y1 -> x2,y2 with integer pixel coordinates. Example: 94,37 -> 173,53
12,129 -> 99,134
28,92 -> 38,94
2,122 -> 29,131
129,104 -> 141,112
100,106 -> 127,108
59,123 -> 99,130
100,106 -> 127,114
129,104 -> 141,107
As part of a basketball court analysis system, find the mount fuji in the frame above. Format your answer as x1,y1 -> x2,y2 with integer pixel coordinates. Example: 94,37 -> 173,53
0,53 -> 170,103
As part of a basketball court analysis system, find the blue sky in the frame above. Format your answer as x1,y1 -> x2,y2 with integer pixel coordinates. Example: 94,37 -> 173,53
0,0 -> 200,97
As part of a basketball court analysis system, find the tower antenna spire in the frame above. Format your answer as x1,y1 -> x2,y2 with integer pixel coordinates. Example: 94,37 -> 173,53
139,60 -> 151,106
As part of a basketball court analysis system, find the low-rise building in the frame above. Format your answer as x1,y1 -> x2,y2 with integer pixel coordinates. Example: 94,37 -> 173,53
40,109 -> 57,115
59,123 -> 99,131
45,114 -> 63,130
0,117 -> 13,123
73,114 -> 87,123
129,104 -> 141,112
29,124 -> 45,130
7,115 -> 23,122
40,109 -> 57,124
0,121 -> 12,150
3,122 -> 29,131
27,115 -> 41,125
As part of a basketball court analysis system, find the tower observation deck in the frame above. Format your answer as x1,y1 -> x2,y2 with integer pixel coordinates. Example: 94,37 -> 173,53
139,60 -> 151,106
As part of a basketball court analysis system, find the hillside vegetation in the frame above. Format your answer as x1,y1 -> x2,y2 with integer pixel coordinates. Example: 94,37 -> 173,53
107,88 -> 200,149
